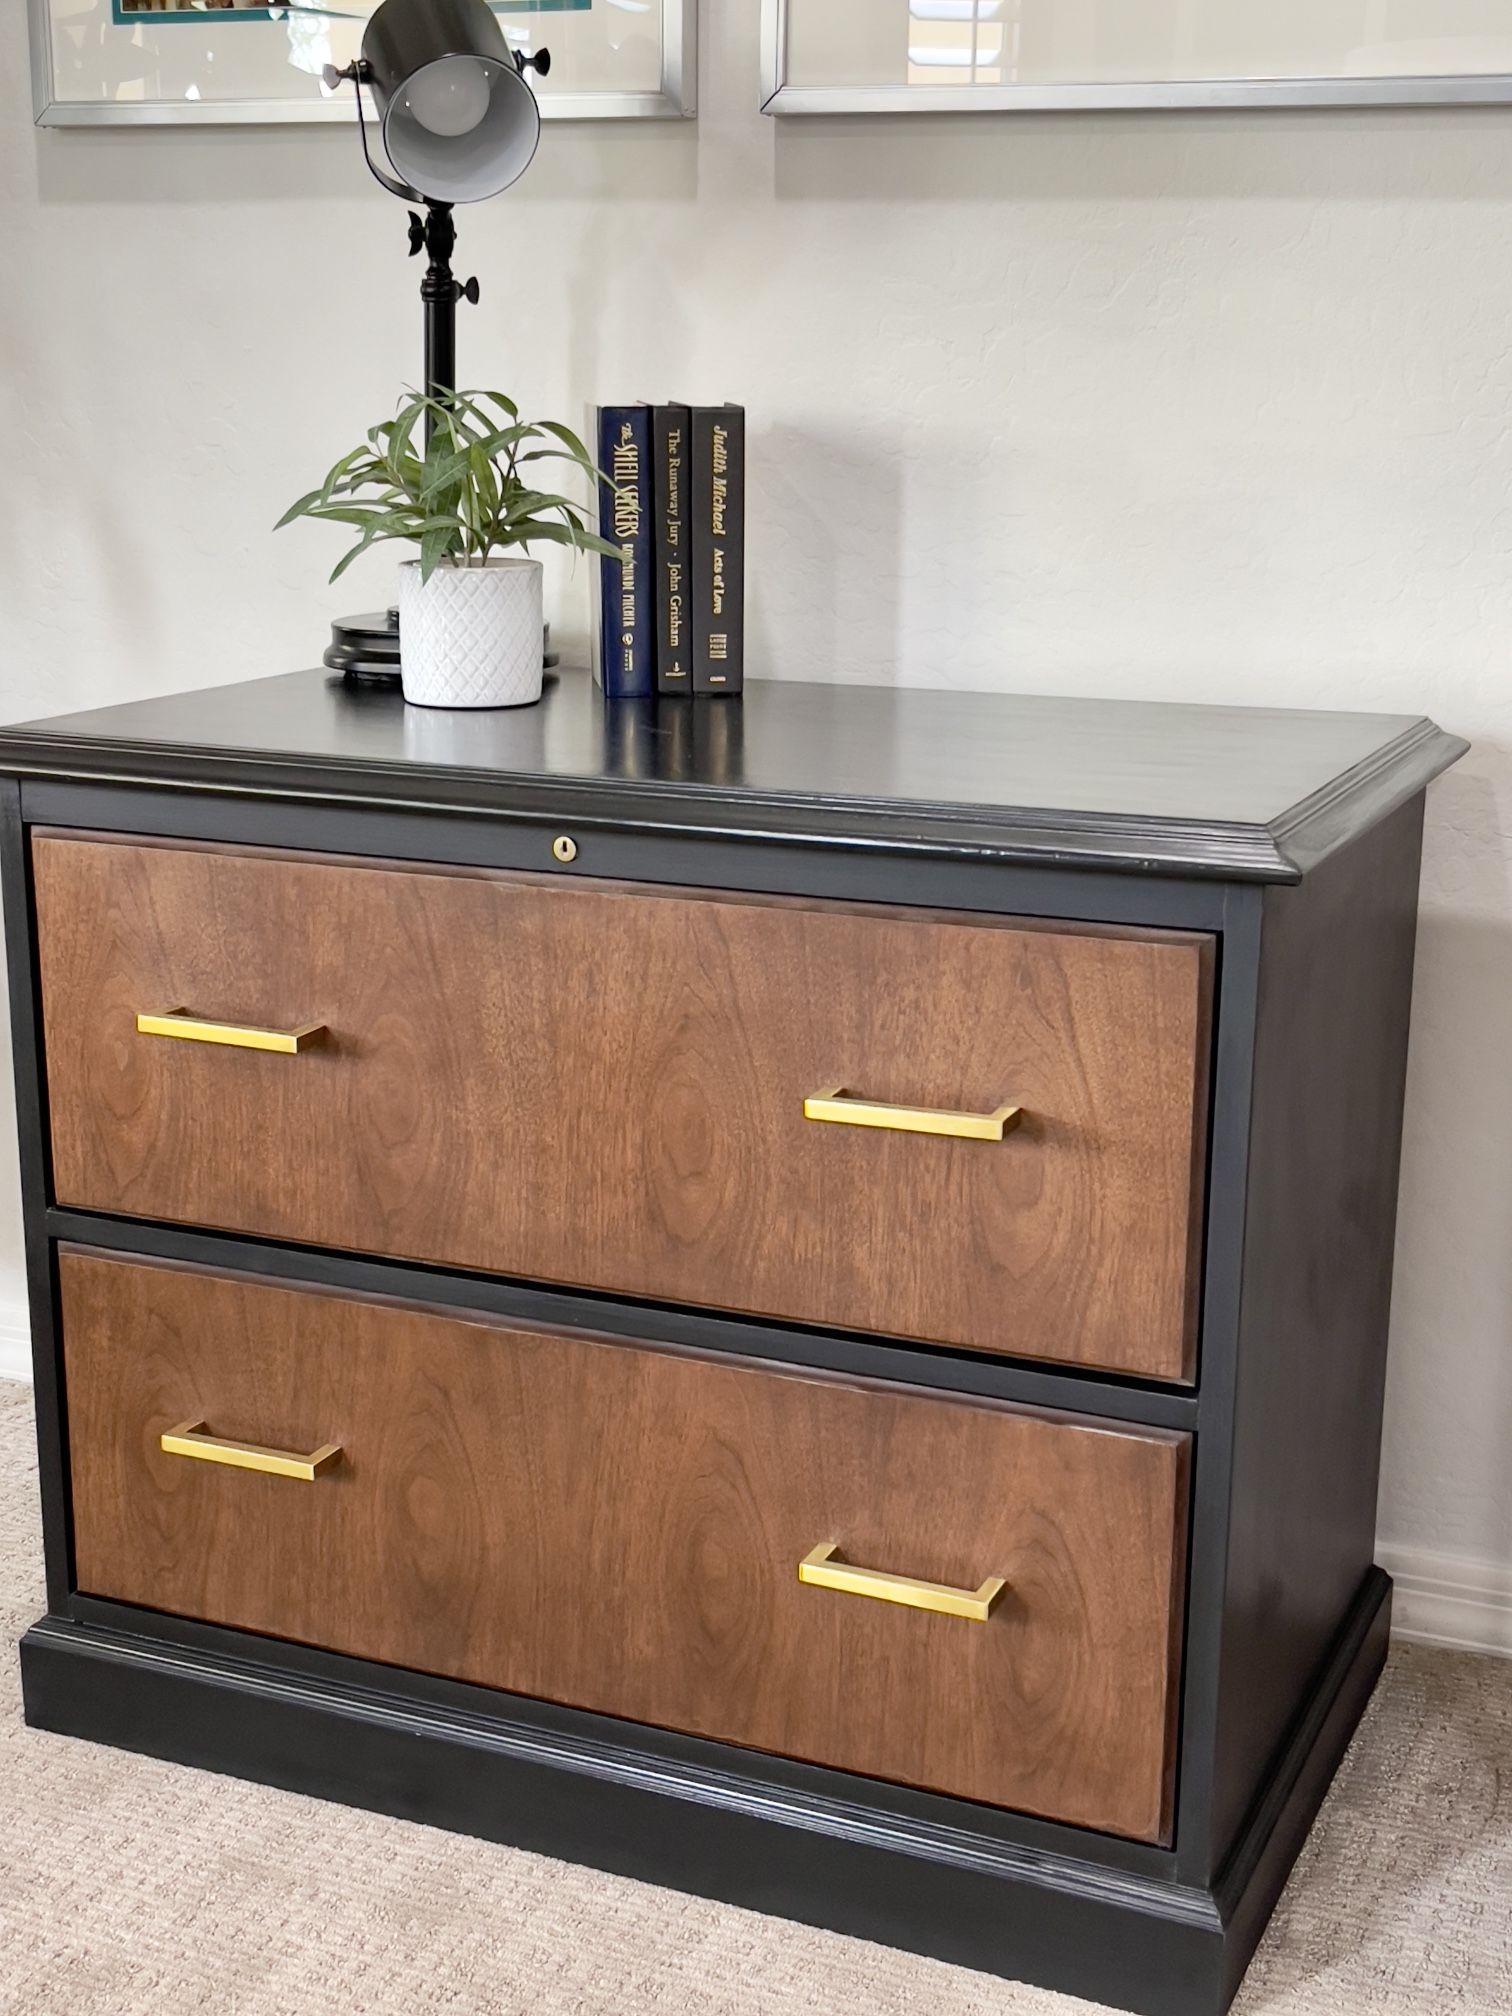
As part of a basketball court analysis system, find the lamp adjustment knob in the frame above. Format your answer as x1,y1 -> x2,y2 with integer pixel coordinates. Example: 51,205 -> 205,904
407,211 -> 426,257
322,58 -> 365,93
461,278 -> 481,307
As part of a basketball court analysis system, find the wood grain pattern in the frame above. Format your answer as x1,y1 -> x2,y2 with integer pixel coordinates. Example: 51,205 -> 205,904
60,1249 -> 1191,1843
36,834 -> 1213,1379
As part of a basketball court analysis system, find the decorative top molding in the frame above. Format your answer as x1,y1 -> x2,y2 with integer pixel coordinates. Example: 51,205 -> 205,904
0,670 -> 1468,885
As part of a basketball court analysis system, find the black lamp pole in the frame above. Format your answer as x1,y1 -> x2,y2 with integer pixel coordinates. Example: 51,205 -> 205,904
411,203 -> 478,439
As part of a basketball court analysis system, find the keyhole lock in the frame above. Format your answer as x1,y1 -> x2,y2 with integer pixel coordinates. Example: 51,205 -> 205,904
552,836 -> 578,864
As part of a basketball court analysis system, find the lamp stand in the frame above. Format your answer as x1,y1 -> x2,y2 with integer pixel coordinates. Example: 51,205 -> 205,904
414,202 -> 480,439
322,50 -> 550,688
324,202 -> 484,686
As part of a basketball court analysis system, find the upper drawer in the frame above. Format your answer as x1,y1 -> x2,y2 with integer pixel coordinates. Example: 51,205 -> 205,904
35,834 -> 1213,1381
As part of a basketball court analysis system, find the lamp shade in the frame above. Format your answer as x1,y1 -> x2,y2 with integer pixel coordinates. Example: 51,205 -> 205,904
362,0 -> 541,205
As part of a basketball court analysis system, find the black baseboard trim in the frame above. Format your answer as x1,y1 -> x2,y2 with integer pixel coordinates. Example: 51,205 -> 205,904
18,1572 -> 1391,2016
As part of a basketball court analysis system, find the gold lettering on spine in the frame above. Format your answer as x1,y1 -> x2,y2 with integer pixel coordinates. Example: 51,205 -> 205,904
699,416 -> 736,685
667,424 -> 685,659
612,425 -> 641,541
709,423 -> 729,654
711,423 -> 730,537
612,422 -> 640,669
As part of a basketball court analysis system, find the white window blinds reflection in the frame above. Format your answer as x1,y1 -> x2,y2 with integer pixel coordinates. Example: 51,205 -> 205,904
909,0 -> 1007,87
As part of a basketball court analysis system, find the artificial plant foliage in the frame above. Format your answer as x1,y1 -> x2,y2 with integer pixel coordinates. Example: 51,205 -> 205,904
277,389 -> 623,584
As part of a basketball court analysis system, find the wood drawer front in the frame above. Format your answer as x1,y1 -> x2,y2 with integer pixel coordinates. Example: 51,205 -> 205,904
61,1251 -> 1191,1843
37,835 -> 1212,1381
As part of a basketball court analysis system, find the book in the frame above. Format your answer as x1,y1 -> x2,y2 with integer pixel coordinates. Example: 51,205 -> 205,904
652,404 -> 692,693
595,404 -> 655,699
690,405 -> 745,696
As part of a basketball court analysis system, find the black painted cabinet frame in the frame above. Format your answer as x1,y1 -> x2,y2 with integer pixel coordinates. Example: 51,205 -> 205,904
0,674 -> 1465,2016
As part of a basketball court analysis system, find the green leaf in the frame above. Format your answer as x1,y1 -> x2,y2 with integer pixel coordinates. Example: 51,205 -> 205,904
531,419 -> 595,464
419,522 -> 461,585
420,424 -> 534,502
517,446 -> 606,479
502,520 -> 578,549
467,446 -> 501,548
328,526 -> 392,583
502,488 -> 593,521
369,401 -> 428,496
322,445 -> 372,500
507,519 -> 625,561
300,503 -> 399,532
462,389 -> 519,425
469,442 -> 500,503
276,443 -> 385,529
274,486 -> 328,531
402,513 -> 485,539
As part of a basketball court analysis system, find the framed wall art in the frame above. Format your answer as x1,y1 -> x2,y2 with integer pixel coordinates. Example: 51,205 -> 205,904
761,0 -> 1512,115
30,0 -> 695,125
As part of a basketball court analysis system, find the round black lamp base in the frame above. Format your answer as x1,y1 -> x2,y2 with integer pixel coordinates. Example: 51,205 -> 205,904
324,609 -> 560,689
325,609 -> 403,688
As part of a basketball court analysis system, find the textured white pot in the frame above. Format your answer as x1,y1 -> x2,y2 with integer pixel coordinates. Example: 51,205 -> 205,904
398,556 -> 544,710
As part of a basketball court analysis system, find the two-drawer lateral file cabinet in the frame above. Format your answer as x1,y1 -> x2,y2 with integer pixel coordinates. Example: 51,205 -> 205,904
0,671 -> 1465,2016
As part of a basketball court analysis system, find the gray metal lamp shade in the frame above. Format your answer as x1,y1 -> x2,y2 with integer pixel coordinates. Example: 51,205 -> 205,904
362,0 -> 541,204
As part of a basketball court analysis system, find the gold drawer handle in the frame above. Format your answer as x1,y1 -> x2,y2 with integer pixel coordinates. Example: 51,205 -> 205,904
161,1420 -> 342,1482
798,1542 -> 1006,1622
803,1087 -> 1022,1142
137,1009 -> 327,1055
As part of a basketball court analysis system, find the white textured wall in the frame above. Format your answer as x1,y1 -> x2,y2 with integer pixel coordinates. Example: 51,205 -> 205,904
2,6 -> 1509,1641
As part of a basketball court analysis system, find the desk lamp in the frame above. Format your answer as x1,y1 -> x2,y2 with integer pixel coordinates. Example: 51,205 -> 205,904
321,0 -> 551,686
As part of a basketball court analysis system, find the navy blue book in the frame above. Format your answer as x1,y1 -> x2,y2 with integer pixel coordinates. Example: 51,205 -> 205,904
595,404 -> 655,699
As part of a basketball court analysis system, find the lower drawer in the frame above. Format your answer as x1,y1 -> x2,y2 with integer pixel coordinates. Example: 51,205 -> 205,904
60,1248 -> 1191,1843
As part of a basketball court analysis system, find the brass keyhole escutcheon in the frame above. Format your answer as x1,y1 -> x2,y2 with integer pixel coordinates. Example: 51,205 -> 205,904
552,836 -> 578,864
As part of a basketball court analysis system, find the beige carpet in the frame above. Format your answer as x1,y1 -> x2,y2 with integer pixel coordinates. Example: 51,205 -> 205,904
0,1380 -> 1507,2016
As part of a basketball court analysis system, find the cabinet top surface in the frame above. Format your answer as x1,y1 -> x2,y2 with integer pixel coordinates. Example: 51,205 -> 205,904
0,668 -> 1465,882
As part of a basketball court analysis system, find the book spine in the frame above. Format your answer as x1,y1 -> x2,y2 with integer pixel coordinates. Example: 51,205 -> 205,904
653,405 -> 692,694
691,406 -> 746,696
595,405 -> 655,700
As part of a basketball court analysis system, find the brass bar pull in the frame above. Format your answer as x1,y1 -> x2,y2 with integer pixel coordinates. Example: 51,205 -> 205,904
803,1087 -> 1022,1142
137,1009 -> 327,1055
798,1542 -> 1006,1622
160,1420 -> 342,1483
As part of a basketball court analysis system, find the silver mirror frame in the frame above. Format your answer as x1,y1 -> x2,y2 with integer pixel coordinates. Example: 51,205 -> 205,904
30,0 -> 695,125
759,0 -> 1512,116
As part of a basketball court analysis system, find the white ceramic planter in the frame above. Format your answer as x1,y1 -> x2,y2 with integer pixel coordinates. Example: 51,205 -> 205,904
398,556 -> 544,710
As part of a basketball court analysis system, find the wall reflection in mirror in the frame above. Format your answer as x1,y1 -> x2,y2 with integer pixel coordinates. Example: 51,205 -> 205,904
781,0 -> 1512,93
908,1 -> 1005,87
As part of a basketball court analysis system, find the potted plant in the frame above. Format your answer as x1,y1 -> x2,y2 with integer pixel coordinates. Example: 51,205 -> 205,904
278,388 -> 621,709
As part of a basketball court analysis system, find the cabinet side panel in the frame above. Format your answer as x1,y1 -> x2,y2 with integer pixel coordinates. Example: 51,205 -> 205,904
1209,797 -> 1425,1863
0,788 -> 71,1612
